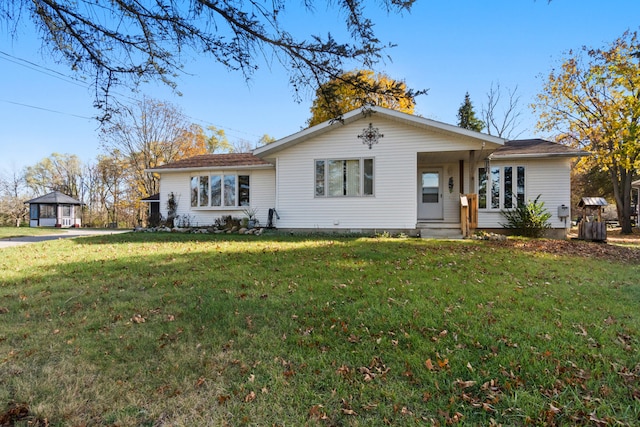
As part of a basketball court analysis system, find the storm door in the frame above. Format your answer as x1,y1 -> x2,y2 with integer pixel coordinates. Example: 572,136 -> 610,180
418,169 -> 443,220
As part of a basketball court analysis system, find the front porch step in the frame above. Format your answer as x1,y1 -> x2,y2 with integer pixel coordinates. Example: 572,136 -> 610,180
417,222 -> 464,239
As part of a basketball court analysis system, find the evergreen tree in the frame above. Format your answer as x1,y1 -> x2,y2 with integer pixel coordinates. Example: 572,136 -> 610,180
457,92 -> 485,132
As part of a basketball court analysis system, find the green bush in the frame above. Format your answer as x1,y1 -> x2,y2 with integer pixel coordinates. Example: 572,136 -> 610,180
500,195 -> 552,238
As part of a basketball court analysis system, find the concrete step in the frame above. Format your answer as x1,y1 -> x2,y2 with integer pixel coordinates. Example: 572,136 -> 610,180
417,223 -> 464,239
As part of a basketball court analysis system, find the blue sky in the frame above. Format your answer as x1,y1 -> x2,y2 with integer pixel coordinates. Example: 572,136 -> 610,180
0,0 -> 638,174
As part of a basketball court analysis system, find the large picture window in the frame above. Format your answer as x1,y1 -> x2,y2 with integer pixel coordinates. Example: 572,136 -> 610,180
478,166 -> 525,209
315,158 -> 374,197
191,174 -> 250,208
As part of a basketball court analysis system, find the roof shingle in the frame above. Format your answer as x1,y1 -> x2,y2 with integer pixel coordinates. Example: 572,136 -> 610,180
25,191 -> 83,205
149,153 -> 272,170
492,139 -> 587,158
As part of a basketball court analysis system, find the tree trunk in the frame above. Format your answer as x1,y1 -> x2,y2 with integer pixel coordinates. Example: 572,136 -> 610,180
612,165 -> 634,234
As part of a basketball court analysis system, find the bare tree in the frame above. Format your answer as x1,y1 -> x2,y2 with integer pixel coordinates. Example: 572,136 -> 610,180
482,82 -> 524,139
0,166 -> 29,226
1,1 -> 415,118
100,97 -> 208,199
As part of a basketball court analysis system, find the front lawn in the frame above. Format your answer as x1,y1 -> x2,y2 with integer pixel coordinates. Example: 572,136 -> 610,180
0,233 -> 638,425
0,226 -> 67,239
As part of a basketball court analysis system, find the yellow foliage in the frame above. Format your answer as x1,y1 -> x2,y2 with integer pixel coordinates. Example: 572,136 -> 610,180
307,70 -> 420,127
533,30 -> 640,232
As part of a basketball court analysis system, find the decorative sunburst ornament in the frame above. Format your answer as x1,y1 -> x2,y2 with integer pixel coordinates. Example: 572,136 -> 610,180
357,123 -> 383,149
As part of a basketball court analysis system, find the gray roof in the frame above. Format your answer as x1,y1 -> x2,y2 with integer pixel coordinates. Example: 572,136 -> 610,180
141,193 -> 160,202
578,197 -> 608,207
25,191 -> 82,205
491,139 -> 588,159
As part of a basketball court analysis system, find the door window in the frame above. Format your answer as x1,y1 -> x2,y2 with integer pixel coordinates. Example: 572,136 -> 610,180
422,172 -> 439,203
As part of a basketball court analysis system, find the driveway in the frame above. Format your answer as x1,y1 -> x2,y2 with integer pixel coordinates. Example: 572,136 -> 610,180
0,229 -> 131,248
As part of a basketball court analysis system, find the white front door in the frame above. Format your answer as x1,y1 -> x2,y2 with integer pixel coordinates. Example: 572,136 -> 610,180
418,169 -> 443,220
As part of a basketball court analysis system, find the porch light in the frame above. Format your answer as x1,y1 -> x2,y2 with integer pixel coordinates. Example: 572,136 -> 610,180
484,155 -> 492,171
358,123 -> 384,149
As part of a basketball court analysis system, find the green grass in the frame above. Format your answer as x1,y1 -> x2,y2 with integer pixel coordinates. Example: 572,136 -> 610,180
0,226 -> 68,239
1,233 -> 638,426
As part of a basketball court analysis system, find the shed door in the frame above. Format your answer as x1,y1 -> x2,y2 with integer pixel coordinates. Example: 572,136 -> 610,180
418,169 -> 443,220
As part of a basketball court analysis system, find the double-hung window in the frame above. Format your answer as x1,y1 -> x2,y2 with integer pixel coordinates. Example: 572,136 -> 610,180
191,174 -> 250,207
315,158 -> 374,197
478,165 -> 525,209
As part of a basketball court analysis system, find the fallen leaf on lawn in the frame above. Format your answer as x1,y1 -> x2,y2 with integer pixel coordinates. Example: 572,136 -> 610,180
194,377 -> 205,388
308,405 -> 328,420
131,314 -> 146,324
217,395 -> 230,405
466,362 -> 474,372
341,408 -> 357,416
401,406 -> 413,416
425,359 -> 434,371
574,324 -> 588,336
588,412 -> 609,426
336,365 -> 351,377
244,391 -> 256,402
455,379 -> 477,389
437,358 -> 449,369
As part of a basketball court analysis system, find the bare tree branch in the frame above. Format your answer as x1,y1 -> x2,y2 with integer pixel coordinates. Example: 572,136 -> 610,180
1,0 -> 416,119
481,82 -> 524,139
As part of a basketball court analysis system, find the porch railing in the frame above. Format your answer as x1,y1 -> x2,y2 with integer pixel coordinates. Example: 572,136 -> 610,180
460,194 -> 478,237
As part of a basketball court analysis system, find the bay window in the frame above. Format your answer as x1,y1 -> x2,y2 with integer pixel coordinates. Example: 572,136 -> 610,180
191,174 -> 250,208
478,165 -> 525,209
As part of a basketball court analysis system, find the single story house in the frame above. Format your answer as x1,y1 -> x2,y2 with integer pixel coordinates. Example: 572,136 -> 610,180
25,190 -> 82,228
148,106 -> 586,238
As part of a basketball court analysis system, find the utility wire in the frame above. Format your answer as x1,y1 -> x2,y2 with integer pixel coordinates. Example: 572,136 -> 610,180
0,99 -> 95,120
0,51 -> 265,140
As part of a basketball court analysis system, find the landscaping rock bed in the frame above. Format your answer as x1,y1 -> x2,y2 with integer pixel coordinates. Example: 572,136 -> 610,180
134,226 -> 265,235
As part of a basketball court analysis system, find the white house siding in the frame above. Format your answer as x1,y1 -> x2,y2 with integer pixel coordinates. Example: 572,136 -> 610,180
416,161 -> 462,224
158,168 -> 275,227
272,116 -> 483,231
477,158 -> 572,231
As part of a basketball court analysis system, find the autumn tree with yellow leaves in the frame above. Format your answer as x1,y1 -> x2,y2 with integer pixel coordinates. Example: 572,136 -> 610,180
100,97 -> 209,200
307,70 -> 426,127
534,30 -> 640,234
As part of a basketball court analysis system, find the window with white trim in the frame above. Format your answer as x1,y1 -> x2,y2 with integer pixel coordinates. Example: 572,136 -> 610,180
478,166 -> 525,209
315,158 -> 374,197
190,174 -> 250,207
